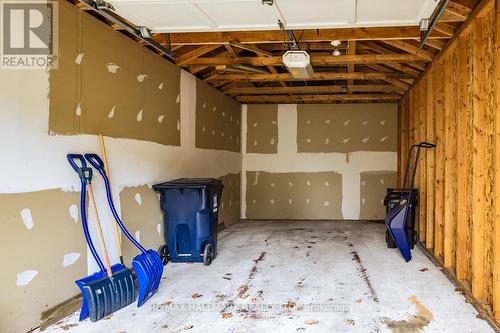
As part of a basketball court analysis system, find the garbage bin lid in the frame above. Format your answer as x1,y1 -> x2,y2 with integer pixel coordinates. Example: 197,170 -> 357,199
153,178 -> 224,190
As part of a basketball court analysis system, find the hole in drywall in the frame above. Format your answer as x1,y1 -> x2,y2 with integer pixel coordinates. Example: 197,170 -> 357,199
136,109 -> 143,122
135,230 -> 141,242
62,253 -> 81,267
20,208 -> 33,230
134,193 -> 142,206
69,204 -> 78,223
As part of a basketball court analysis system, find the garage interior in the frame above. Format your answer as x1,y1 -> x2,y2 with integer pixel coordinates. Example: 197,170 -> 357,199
2,0 -> 500,332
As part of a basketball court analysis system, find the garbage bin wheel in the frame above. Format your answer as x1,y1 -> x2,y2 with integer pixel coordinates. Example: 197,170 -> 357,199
203,243 -> 214,266
158,244 -> 168,266
386,230 -> 397,249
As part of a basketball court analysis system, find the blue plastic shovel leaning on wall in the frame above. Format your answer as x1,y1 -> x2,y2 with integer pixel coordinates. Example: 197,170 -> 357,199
84,153 -> 164,307
67,154 -> 135,321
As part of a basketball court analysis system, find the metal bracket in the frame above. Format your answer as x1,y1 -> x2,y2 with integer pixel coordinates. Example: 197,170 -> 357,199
418,0 -> 449,49
78,0 -> 175,59
278,20 -> 299,50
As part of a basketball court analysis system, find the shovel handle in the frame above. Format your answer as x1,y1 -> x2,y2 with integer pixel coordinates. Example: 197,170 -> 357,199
87,183 -> 113,277
67,154 -> 87,171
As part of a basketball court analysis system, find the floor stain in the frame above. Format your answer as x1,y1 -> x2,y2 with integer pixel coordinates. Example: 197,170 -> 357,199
350,249 -> 379,303
381,296 -> 433,333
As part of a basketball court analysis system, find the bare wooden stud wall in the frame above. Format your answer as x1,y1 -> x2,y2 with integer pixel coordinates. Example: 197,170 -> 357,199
398,0 -> 498,320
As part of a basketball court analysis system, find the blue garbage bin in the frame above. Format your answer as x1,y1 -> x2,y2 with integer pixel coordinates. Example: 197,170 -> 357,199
153,178 -> 223,266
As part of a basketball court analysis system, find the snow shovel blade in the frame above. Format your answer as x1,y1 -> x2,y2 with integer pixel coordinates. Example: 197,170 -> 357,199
385,203 -> 412,262
78,264 -> 135,322
132,250 -> 164,307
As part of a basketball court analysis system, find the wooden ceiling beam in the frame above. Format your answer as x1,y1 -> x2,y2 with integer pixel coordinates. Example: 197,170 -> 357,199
168,27 -> 448,45
207,71 -> 412,82
445,1 -> 473,20
236,93 -> 401,103
175,44 -> 222,65
180,53 -> 428,67
381,40 -> 435,61
224,84 -> 405,95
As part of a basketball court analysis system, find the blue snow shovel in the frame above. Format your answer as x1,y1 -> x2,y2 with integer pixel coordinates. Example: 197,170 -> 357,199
385,142 -> 435,262
85,153 -> 164,307
67,154 -> 135,321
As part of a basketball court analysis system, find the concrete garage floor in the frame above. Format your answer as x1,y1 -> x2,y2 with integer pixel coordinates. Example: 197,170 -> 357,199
46,221 -> 494,333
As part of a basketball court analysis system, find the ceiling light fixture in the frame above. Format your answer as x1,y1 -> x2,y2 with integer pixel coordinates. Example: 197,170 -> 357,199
332,49 -> 341,57
331,40 -> 341,47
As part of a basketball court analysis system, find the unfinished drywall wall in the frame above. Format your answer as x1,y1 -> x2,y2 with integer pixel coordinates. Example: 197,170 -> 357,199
398,0 -> 500,323
196,80 -> 241,152
0,2 -> 241,332
246,105 -> 278,154
218,173 -> 241,228
241,103 -> 398,220
359,171 -> 397,220
0,190 -> 86,333
49,1 -> 181,146
297,104 -> 397,153
120,185 -> 164,264
246,171 -> 342,219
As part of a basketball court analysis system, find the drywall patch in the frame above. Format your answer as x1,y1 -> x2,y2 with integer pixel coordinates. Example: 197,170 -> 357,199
62,252 -> 81,267
297,104 -> 397,153
20,208 -> 34,230
49,4 -> 181,146
0,188 -> 87,333
246,105 -> 278,154
218,173 -> 241,227
359,171 -> 397,220
246,171 -> 343,219
195,80 -> 240,152
120,185 -> 164,264
69,204 -> 78,223
16,270 -> 38,287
